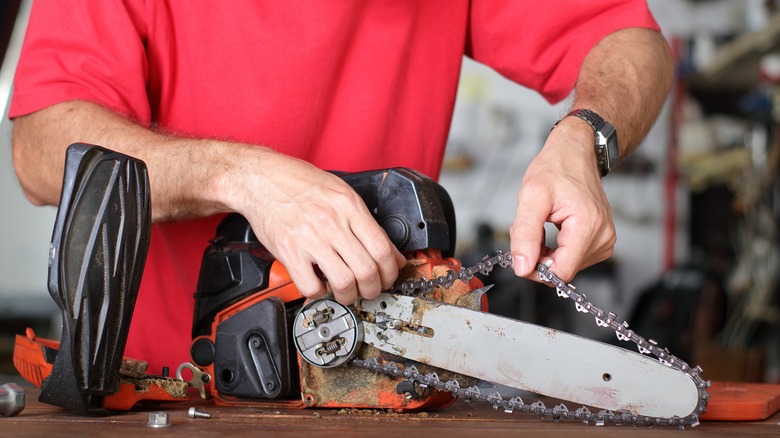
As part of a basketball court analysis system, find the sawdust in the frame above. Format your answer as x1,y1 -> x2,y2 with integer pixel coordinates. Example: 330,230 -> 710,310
118,368 -> 189,398
335,408 -> 435,419
337,408 -> 399,417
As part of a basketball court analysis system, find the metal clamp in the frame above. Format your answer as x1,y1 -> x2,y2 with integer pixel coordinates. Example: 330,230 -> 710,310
176,362 -> 212,400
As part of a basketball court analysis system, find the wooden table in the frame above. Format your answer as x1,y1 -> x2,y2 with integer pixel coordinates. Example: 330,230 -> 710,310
4,386 -> 779,438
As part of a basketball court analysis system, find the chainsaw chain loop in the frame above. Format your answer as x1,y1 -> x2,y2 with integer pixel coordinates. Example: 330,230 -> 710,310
352,252 -> 711,429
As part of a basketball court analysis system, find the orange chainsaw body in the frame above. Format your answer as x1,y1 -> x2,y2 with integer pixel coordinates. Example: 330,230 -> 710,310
13,328 -> 188,409
186,169 -> 474,410
192,247 -> 485,410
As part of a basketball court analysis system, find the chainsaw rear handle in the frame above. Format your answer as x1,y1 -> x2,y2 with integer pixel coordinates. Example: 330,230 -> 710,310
39,143 -> 151,414
335,168 -> 456,257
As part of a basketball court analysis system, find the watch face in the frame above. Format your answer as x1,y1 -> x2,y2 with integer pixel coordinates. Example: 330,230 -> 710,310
600,122 -> 618,169
561,109 -> 618,177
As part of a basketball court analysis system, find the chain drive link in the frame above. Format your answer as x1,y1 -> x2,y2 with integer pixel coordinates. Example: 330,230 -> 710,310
351,252 -> 710,429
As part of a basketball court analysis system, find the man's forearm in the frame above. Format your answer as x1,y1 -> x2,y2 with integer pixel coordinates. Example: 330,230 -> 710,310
570,27 -> 674,157
13,100 -> 406,303
12,100 -> 267,222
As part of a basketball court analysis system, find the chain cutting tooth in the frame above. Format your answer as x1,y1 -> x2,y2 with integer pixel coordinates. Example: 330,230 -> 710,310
594,409 -> 623,427
484,391 -> 501,409
508,396 -> 524,410
444,380 -> 460,393
575,406 -> 592,424
498,252 -> 512,268
385,362 -> 400,376
418,372 -> 438,388
594,309 -> 608,327
552,403 -> 569,420
464,385 -> 481,402
636,338 -> 651,355
529,401 -> 547,417
615,321 -> 631,342
574,294 -> 589,313
599,410 -> 615,423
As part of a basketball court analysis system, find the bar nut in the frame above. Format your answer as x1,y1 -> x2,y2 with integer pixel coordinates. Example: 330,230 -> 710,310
0,383 -> 25,417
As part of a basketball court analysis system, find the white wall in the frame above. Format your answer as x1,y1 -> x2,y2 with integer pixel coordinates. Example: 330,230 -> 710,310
0,0 -> 58,316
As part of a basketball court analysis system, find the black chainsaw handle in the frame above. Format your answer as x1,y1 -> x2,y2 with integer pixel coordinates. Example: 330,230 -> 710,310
335,168 -> 455,257
40,143 -> 151,415
192,167 -> 457,340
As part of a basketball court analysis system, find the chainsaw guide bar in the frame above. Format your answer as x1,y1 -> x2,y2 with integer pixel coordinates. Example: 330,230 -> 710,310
295,252 -> 710,429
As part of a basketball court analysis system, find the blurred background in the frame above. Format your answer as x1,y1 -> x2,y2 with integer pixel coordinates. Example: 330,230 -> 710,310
1,0 -> 778,386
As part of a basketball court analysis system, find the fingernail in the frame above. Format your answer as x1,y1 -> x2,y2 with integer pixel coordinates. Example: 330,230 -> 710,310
515,255 -> 528,276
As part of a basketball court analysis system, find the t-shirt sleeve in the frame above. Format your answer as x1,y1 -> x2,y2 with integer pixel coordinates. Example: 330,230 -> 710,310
9,0 -> 151,122
467,0 -> 662,104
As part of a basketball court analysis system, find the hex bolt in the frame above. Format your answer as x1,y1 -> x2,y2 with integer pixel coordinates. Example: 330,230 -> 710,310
0,383 -> 25,417
147,412 -> 171,428
188,407 -> 212,419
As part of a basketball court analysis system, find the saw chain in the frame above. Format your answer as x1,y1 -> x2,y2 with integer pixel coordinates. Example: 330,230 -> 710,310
350,252 -> 710,429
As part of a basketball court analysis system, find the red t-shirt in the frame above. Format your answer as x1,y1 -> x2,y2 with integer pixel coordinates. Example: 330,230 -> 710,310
11,1 -> 659,373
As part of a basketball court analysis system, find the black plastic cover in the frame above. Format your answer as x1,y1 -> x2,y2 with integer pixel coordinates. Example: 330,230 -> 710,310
213,297 -> 294,399
337,168 -> 456,257
192,214 -> 276,338
39,143 -> 151,414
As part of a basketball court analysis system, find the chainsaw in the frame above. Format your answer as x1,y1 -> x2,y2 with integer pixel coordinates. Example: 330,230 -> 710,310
178,167 -> 710,429
14,145 -> 709,427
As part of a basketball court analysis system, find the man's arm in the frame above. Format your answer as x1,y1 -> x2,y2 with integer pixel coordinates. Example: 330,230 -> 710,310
510,27 -> 674,281
13,100 -> 405,303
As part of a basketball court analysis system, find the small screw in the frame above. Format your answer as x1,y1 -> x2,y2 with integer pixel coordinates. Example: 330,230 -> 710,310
188,407 -> 212,419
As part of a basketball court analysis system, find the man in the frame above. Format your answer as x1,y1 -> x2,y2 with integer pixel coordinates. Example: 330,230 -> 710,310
10,1 -> 672,373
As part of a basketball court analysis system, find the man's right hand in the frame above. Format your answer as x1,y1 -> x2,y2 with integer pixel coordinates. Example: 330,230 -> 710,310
221,149 -> 407,305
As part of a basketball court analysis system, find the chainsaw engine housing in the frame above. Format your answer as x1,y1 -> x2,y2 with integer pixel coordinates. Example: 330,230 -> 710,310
189,168 -> 482,409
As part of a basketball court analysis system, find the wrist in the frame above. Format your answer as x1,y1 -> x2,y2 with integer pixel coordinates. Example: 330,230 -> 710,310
552,109 -> 619,177
546,117 -> 600,175
209,142 -> 272,215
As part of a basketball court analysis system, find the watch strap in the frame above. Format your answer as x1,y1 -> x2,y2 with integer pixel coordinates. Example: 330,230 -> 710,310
555,108 -> 615,177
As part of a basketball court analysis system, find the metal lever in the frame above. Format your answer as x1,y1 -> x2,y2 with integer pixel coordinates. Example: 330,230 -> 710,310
176,362 -> 212,400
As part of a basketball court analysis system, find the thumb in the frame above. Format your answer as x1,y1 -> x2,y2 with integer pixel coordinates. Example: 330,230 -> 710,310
510,188 -> 551,277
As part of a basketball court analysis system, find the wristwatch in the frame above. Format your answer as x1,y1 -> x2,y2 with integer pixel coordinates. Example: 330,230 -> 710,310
557,109 -> 618,177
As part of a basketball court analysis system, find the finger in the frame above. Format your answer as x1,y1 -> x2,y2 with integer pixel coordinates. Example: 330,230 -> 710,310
314,248 -> 360,305
510,185 -> 552,277
518,229 -> 554,283
544,223 -> 589,283
332,241 -> 381,302
280,255 -> 327,300
549,217 -> 612,282
350,216 -> 406,292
